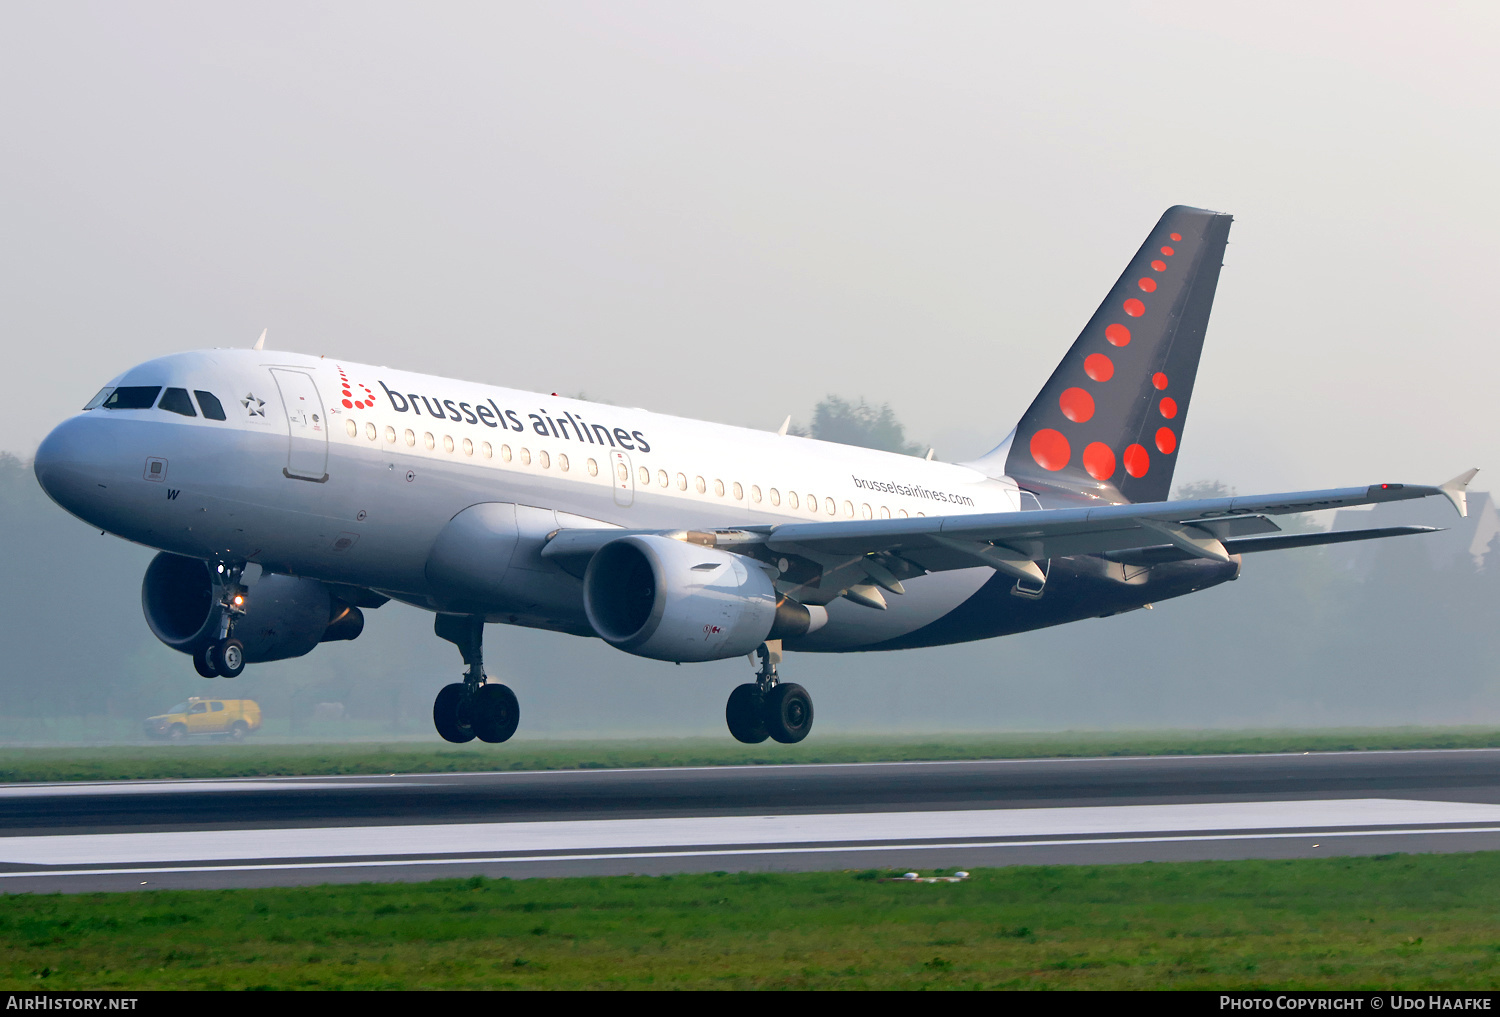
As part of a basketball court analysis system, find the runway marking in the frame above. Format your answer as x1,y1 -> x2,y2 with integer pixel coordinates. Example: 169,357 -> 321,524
4,824 -> 1500,881
4,798 -> 1499,868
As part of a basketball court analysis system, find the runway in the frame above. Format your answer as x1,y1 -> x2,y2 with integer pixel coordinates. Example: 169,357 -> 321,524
5,749 -> 1500,893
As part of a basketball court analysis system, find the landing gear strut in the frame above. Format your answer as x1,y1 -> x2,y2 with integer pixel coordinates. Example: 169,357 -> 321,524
433,615 -> 519,744
197,562 -> 248,678
725,641 -> 813,744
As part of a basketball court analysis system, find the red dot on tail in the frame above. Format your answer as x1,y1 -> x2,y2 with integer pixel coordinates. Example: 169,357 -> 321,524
1083,442 -> 1116,480
1123,298 -> 1145,317
1160,397 -> 1178,418
1124,443 -> 1150,478
1161,246 -> 1175,256
1170,233 -> 1182,241
1156,427 -> 1177,454
1059,387 -> 1095,423
1138,277 -> 1157,293
1151,260 -> 1166,272
1152,372 -> 1168,390
1030,429 -> 1071,471
1105,323 -> 1131,346
342,399 -> 353,409
355,401 -> 365,409
1085,353 -> 1115,382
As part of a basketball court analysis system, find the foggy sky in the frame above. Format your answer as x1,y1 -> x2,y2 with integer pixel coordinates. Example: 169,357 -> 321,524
2,2 -> 1497,495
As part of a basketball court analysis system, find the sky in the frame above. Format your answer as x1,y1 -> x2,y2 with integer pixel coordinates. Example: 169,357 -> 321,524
2,2 -> 1497,494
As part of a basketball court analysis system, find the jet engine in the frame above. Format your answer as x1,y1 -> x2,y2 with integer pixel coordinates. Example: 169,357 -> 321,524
141,552 -> 363,663
583,534 -> 821,662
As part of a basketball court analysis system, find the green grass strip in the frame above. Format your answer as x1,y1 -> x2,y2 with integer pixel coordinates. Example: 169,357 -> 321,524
5,853 -> 1500,989
3,728 -> 1500,783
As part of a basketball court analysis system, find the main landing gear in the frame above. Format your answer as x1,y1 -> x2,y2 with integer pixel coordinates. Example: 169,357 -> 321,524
195,563 -> 248,678
726,641 -> 813,745
432,615 -> 519,744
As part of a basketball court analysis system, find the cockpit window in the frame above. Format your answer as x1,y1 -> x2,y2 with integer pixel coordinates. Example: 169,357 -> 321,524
194,391 -> 227,421
158,388 -> 197,417
82,387 -> 114,410
101,386 -> 161,410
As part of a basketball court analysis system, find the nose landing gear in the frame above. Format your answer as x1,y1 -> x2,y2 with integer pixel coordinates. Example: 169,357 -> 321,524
725,641 -> 813,744
433,615 -> 520,744
195,563 -> 249,678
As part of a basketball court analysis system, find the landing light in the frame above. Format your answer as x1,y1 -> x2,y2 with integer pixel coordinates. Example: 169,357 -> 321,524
232,595 -> 245,607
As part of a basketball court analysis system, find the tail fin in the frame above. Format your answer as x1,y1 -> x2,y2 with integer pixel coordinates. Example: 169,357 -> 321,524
974,205 -> 1233,504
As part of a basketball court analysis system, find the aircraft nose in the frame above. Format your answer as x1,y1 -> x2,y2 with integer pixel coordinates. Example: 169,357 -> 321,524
34,414 -> 107,516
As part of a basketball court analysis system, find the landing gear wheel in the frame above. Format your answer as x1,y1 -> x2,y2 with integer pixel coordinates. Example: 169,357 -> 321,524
470,683 -> 520,744
193,645 -> 219,678
214,638 -> 245,678
726,684 -> 769,744
433,682 -> 475,743
764,683 -> 813,744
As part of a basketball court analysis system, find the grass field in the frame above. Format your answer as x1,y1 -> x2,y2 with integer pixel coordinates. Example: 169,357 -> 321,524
2,727 -> 1499,783
4,853 -> 1500,989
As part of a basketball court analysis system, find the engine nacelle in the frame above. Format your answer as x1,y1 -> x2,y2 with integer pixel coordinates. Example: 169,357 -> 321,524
141,552 -> 362,663
583,535 -> 782,662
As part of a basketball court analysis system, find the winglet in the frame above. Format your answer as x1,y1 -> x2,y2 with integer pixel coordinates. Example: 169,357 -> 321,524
1440,468 -> 1478,518
252,328 -> 267,351
776,415 -> 791,437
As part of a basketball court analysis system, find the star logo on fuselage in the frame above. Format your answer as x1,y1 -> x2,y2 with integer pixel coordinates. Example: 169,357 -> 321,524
242,394 -> 266,417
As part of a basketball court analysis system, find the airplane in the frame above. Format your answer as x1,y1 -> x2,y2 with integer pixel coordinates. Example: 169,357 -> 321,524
32,205 -> 1476,745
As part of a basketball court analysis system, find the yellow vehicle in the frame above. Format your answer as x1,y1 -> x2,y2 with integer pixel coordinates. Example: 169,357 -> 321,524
144,698 -> 261,741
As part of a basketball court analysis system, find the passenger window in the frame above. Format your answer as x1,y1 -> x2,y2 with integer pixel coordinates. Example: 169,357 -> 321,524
102,386 -> 161,410
861,503 -> 872,519
587,458 -> 598,476
424,432 -> 436,450
346,419 -> 358,437
751,485 -> 762,503
385,425 -> 396,444
658,470 -> 668,487
733,482 -> 743,500
443,435 -> 455,453
520,448 -> 531,465
481,442 -> 493,459
787,492 -> 798,509
917,511 -> 926,517
713,479 -> 725,497
842,500 -> 854,518
83,387 -> 114,410
676,473 -> 687,491
501,445 -> 513,462
695,476 -> 706,494
462,437 -> 474,456
158,388 -> 197,417
210,702 -> 224,712
539,450 -> 550,468
366,422 -> 378,441
812,496 -> 823,514
880,506 -> 891,519
638,466 -> 649,485
558,453 -> 568,471
194,391 -> 227,420
898,508 -> 909,518
616,463 -> 628,482
404,428 -> 416,446
770,488 -> 781,506
189,702 -> 207,714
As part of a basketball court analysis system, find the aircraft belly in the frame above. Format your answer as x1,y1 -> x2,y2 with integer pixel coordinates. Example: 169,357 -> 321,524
787,568 -> 994,651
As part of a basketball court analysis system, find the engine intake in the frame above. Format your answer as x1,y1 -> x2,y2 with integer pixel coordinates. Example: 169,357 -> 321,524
583,535 -> 782,662
141,552 -> 363,663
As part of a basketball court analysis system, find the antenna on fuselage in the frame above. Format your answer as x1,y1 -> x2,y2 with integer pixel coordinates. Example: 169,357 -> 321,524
776,415 -> 791,437
252,329 -> 267,351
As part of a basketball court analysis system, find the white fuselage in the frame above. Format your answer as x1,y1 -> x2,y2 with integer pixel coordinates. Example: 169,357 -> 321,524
38,349 -> 1024,650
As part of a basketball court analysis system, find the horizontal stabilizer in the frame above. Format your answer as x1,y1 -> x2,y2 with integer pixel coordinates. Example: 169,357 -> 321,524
1104,526 -> 1442,566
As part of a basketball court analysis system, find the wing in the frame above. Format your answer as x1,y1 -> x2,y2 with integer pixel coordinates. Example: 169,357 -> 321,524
542,472 -> 1476,607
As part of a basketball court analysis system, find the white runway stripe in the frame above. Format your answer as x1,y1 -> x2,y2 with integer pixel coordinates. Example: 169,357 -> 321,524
3,798 -> 1499,868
